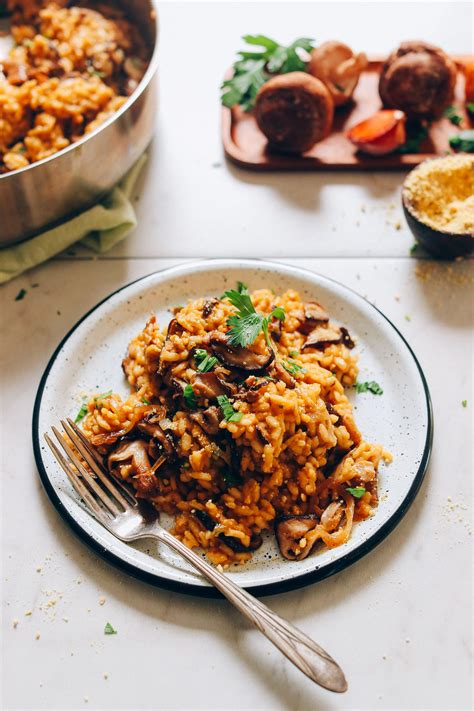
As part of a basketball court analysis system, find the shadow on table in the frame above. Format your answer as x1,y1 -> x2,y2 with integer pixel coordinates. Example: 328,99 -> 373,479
35,450 -> 433,710
225,160 -> 402,212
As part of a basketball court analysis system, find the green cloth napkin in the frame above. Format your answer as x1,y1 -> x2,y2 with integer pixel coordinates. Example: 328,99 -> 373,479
0,153 -> 147,284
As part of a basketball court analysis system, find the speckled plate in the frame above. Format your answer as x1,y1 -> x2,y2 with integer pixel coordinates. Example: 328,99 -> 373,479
33,259 -> 433,596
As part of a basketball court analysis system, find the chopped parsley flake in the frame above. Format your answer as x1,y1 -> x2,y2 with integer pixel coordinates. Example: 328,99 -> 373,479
217,394 -> 243,422
354,381 -> 383,395
405,314 -> 411,322
462,400 -> 467,408
104,622 -> 117,635
141,397 -> 151,405
94,390 -> 113,403
183,384 -> 198,409
194,349 -> 218,373
443,105 -> 463,126
467,102 -> 474,113
346,486 -> 366,498
282,359 -> 306,376
409,243 -> 418,255
74,402 -> 88,423
15,288 -> 27,301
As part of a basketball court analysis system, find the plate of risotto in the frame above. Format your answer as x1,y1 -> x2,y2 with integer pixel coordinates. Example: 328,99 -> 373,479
33,260 -> 432,595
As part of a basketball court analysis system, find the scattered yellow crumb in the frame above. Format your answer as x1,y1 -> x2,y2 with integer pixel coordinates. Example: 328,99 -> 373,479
99,596 -> 106,606
12,619 -> 19,628
35,632 -> 40,640
25,610 -> 33,617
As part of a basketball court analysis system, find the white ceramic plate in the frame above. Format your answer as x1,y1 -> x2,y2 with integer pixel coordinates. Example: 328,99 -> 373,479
33,260 -> 432,596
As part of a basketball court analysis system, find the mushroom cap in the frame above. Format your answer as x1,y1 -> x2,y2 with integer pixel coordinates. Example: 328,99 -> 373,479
255,71 -> 334,153
379,41 -> 457,118
308,40 -> 367,106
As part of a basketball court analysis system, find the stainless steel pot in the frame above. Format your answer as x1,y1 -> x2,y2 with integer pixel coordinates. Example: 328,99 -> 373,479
0,0 -> 158,246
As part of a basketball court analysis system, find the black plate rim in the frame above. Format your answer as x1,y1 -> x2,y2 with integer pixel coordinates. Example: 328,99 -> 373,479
32,258 -> 433,598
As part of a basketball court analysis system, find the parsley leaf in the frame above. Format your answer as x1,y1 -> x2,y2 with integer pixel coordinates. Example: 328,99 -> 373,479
462,400 -> 468,408
141,397 -> 151,405
194,349 -> 218,373
397,122 -> 428,154
221,35 -> 315,111
94,390 -> 113,403
467,102 -> 474,113
409,243 -> 418,255
354,381 -> 383,395
217,394 -> 243,422
183,384 -> 198,409
443,105 -> 463,126
224,284 -> 285,349
449,130 -> 474,153
15,288 -> 27,301
282,359 -> 306,376
74,402 -> 88,423
346,486 -> 366,498
104,622 -> 117,635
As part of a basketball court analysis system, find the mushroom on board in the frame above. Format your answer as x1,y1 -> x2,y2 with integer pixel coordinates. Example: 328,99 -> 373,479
308,40 -> 367,107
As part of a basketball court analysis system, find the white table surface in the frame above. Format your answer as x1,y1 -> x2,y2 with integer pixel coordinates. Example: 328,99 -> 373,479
1,2 -> 473,710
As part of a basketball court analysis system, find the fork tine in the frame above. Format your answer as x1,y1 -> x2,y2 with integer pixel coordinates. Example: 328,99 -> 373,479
63,419 -> 135,507
45,433 -> 103,517
52,426 -> 121,516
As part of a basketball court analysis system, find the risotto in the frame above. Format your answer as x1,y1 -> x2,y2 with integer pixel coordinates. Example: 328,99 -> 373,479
81,285 -> 391,566
0,0 -> 150,173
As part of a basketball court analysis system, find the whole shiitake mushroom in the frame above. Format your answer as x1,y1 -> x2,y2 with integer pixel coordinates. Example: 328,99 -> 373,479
255,72 -> 334,153
308,40 -> 367,107
379,41 -> 457,118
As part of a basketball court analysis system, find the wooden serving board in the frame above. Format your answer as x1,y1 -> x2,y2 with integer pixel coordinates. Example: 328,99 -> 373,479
221,56 -> 472,171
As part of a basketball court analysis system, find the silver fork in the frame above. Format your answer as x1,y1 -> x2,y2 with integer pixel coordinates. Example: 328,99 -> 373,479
45,418 -> 348,694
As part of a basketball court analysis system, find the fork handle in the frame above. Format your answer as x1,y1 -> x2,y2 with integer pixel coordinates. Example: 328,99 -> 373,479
151,526 -> 347,693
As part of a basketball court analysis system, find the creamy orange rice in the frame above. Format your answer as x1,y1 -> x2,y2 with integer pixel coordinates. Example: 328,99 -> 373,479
0,1 -> 149,172
81,287 -> 391,566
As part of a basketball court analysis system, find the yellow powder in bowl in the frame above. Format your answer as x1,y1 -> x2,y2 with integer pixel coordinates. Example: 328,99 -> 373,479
403,155 -> 474,235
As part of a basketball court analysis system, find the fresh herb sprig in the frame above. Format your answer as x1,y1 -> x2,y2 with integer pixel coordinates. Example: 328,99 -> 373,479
221,35 -> 315,111
194,349 -> 218,373
224,283 -> 285,349
346,486 -> 366,498
354,381 -> 383,395
217,394 -> 243,422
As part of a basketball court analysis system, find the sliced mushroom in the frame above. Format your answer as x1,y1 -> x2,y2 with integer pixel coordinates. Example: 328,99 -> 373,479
190,405 -> 221,435
202,298 -> 219,318
108,439 -> 163,495
192,372 -> 234,400
275,515 -> 319,561
340,327 -> 355,349
272,361 -> 297,389
238,375 -> 271,402
210,333 -> 274,373
192,508 -> 216,531
137,409 -> 177,462
297,301 -> 330,335
302,324 -> 345,351
219,533 -> 263,553
320,501 -> 344,532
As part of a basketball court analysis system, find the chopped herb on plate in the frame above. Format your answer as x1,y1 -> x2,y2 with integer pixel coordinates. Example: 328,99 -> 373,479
282,358 -> 306,376
183,384 -> 198,409
104,622 -> 117,635
346,486 -> 366,498
462,400 -> 467,408
141,397 -> 151,405
217,394 -> 243,422
74,402 -> 88,423
194,349 -> 218,373
354,381 -> 383,395
15,288 -> 27,301
94,390 -> 113,403
409,243 -> 418,255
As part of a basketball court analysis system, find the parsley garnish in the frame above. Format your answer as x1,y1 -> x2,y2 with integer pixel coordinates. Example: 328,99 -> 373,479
217,394 -> 243,422
104,622 -> 117,635
398,122 -> 428,154
354,381 -> 383,395
449,130 -> 474,153
15,288 -> 27,301
462,400 -> 468,408
346,486 -> 366,498
74,402 -> 88,423
224,286 -> 285,349
282,359 -> 306,376
467,103 -> 474,113
409,243 -> 418,255
141,397 -> 151,405
183,384 -> 198,408
94,390 -> 112,403
443,105 -> 463,126
194,349 -> 218,373
221,35 -> 315,111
